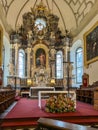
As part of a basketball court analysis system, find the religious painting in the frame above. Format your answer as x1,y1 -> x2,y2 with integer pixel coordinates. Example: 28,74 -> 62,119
84,21 -> 98,67
36,48 -> 46,67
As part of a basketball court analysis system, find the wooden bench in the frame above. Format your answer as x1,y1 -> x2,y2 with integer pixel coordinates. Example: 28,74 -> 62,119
36,117 -> 97,130
38,90 -> 76,109
0,89 -> 15,113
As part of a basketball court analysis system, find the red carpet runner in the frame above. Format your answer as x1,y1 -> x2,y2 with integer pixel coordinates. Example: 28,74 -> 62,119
1,98 -> 98,129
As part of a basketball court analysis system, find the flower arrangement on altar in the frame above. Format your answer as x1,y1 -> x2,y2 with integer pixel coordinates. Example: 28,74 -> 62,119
45,94 -> 76,113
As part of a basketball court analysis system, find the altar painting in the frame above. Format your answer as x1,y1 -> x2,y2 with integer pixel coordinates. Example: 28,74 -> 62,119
36,48 -> 46,67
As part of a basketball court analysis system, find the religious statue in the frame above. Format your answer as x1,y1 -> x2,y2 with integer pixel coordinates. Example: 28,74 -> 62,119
31,65 -> 34,77
8,60 -> 15,75
50,48 -> 56,59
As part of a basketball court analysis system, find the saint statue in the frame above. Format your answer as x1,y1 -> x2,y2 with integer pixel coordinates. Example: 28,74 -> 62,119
8,60 -> 15,75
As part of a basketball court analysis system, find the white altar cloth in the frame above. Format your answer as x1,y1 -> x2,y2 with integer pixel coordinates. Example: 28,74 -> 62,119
38,91 -> 76,109
29,87 -> 55,98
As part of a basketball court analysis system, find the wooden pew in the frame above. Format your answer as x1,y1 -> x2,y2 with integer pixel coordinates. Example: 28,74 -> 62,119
0,89 -> 15,113
36,117 -> 97,130
76,89 -> 94,104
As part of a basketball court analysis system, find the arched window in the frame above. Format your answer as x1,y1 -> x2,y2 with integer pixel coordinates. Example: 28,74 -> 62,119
56,51 -> 63,79
18,49 -> 25,77
76,47 -> 83,83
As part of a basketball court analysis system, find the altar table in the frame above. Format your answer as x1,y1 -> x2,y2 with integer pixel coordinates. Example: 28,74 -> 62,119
29,87 -> 55,98
21,91 -> 30,97
38,90 -> 76,109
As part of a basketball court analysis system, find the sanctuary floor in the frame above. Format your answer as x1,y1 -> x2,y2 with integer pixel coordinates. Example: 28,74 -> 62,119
1,97 -> 98,130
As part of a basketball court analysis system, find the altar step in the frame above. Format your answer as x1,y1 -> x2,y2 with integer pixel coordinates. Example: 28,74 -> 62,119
1,115 -> 98,129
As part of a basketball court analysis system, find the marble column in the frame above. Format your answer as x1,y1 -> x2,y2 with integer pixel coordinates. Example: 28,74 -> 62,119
26,47 -> 31,77
63,46 -> 67,89
66,39 -> 72,91
13,43 -> 20,76
50,48 -> 56,78
31,50 -> 34,77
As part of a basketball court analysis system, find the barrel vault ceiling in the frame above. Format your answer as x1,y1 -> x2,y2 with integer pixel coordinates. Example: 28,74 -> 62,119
0,0 -> 98,37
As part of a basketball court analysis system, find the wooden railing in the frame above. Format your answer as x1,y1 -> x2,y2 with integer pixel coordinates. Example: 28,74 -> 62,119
36,118 -> 97,130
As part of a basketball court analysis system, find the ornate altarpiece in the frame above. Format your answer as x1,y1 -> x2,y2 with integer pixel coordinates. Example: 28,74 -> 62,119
7,1 -> 73,89
31,41 -> 51,86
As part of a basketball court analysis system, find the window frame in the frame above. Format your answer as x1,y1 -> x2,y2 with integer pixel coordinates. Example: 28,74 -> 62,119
75,47 -> 83,83
56,50 -> 63,79
18,49 -> 25,77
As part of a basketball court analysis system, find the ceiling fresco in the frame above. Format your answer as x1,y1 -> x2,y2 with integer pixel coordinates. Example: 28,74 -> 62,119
0,0 -> 97,37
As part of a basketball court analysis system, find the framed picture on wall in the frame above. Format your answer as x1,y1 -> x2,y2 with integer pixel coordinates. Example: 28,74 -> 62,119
84,21 -> 98,67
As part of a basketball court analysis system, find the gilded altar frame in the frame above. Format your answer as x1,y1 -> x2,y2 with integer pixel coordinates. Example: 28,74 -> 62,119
33,42 -> 49,69
84,21 -> 98,67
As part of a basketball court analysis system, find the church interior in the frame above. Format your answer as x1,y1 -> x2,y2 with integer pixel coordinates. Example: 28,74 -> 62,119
1,0 -> 98,130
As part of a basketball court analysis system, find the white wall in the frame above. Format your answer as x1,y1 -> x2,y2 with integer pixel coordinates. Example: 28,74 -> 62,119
3,36 -> 11,86
73,14 -> 98,85
0,8 -> 11,86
